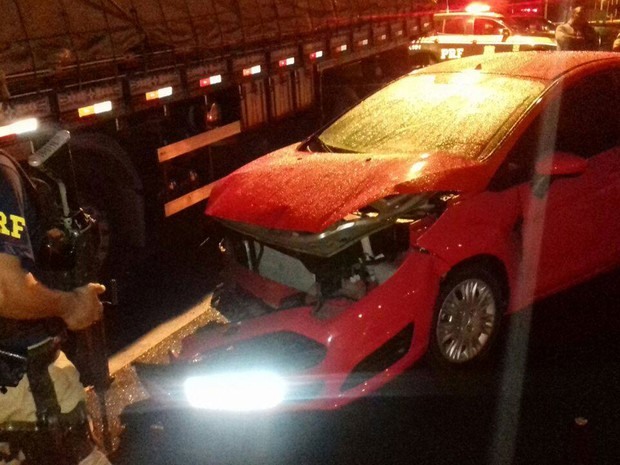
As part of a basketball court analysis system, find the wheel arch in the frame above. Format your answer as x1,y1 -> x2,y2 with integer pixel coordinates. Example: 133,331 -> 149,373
441,254 -> 510,310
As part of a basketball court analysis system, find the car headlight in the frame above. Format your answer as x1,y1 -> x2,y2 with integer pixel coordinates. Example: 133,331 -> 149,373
184,370 -> 287,411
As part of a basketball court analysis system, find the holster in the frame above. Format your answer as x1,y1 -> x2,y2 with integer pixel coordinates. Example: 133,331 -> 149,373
0,348 -> 27,392
0,338 -> 94,465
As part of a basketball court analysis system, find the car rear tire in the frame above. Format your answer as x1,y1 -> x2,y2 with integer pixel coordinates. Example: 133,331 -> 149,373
429,263 -> 506,366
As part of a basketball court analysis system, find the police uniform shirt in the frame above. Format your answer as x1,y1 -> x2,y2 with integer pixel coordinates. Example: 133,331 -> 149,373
0,151 -> 53,352
0,152 -> 41,270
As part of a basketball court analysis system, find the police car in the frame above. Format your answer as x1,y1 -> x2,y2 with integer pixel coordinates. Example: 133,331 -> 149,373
409,6 -> 557,65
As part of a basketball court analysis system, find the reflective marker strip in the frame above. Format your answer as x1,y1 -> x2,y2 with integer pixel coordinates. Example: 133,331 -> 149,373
337,44 -> 348,52
242,65 -> 262,76
310,50 -> 324,60
78,101 -> 113,118
200,74 -> 223,87
278,57 -> 295,67
145,87 -> 173,101
0,118 -> 38,138
359,39 -> 369,46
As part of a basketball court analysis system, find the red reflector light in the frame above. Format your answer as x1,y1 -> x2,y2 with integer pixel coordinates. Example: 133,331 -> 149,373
199,75 -> 223,87
278,57 -> 295,67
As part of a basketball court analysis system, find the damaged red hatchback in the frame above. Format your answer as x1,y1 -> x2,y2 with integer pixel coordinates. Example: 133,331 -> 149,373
141,51 -> 620,412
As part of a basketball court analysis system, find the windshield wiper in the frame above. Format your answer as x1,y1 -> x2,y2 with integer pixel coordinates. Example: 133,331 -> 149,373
306,136 -> 334,153
306,136 -> 360,154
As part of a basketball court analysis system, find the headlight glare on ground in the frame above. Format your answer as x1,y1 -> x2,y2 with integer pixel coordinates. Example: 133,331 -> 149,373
184,370 -> 287,411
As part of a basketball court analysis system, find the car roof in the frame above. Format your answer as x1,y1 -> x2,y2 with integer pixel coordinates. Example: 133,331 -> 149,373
414,51 -> 620,82
434,11 -> 505,19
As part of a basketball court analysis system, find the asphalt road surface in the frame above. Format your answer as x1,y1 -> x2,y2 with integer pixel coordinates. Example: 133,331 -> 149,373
109,208 -> 620,465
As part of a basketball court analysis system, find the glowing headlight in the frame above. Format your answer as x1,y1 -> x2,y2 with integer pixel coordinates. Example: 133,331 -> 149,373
184,371 -> 287,411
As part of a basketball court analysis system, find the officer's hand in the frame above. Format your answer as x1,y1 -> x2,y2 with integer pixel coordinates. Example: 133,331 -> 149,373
62,283 -> 106,331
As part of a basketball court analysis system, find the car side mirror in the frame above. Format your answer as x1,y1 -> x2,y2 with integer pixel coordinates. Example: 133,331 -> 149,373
501,28 -> 511,42
535,151 -> 587,177
532,151 -> 587,198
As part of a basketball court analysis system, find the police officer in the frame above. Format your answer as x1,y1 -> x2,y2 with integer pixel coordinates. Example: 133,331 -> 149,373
555,5 -> 599,51
0,149 -> 110,465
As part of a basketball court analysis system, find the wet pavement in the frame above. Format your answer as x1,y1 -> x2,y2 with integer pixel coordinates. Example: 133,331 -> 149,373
105,213 -> 620,465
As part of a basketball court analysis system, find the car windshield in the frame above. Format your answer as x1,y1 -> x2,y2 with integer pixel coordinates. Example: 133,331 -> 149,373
317,72 -> 545,160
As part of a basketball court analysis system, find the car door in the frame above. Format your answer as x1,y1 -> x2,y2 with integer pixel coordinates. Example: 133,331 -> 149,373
434,16 -> 470,61
520,71 -> 620,298
472,18 -> 513,54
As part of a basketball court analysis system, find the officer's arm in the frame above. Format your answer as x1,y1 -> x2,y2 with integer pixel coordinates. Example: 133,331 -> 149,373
555,24 -> 570,49
0,252 -> 105,330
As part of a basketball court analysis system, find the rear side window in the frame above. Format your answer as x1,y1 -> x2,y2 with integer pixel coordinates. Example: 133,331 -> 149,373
443,19 -> 466,34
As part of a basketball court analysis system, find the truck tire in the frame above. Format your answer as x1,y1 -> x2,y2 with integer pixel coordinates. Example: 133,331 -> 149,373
69,134 -> 145,279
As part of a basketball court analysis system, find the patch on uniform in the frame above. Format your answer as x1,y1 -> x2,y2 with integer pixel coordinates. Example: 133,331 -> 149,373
0,212 -> 26,240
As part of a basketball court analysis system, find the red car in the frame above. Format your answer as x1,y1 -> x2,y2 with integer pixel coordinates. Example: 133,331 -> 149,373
139,51 -> 620,412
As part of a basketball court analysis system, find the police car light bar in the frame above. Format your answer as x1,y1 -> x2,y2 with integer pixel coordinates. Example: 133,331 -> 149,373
310,50 -> 324,60
465,2 -> 491,13
145,87 -> 173,101
200,75 -> 223,87
278,57 -> 295,67
78,101 -> 112,118
0,118 -> 39,138
242,65 -> 262,77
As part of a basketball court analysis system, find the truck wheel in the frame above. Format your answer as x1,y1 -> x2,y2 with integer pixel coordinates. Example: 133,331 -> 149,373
429,263 -> 506,367
70,134 -> 145,279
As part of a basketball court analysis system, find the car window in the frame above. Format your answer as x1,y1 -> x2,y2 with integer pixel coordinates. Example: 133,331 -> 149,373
443,18 -> 466,34
554,71 -> 620,158
474,19 -> 503,35
489,70 -> 620,190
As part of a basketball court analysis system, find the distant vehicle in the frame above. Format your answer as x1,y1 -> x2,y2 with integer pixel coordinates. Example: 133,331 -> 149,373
135,51 -> 620,413
590,21 -> 620,50
409,9 -> 556,65
509,14 -> 557,38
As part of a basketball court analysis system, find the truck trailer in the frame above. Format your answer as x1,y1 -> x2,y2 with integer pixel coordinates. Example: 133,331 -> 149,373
0,0 -> 434,274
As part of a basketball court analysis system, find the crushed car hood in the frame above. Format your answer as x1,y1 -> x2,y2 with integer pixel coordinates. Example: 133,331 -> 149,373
206,145 -> 490,233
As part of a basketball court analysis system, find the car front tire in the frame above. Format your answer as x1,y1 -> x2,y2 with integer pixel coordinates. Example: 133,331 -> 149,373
429,264 -> 506,366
